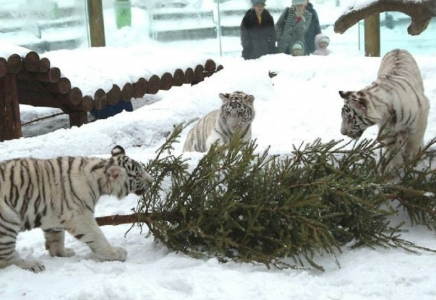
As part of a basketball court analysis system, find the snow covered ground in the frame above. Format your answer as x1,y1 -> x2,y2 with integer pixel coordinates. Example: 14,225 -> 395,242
2,48 -> 436,300
2,1 -> 436,299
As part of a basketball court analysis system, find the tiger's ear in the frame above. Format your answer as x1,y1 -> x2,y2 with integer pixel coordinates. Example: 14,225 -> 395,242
111,145 -> 125,157
245,95 -> 255,105
219,93 -> 231,102
340,91 -> 367,112
339,91 -> 351,99
350,98 -> 368,113
107,165 -> 126,181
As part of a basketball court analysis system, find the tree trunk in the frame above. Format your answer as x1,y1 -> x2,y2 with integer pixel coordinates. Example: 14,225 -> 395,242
96,213 -> 141,226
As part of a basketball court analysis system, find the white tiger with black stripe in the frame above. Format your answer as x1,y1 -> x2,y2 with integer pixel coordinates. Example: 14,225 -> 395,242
339,49 -> 430,169
0,146 -> 153,273
183,91 -> 255,152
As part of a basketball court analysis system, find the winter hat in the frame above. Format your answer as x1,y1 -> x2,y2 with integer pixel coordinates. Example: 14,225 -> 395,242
292,42 -> 304,51
251,0 -> 266,5
315,34 -> 330,46
319,36 -> 330,45
292,0 -> 306,5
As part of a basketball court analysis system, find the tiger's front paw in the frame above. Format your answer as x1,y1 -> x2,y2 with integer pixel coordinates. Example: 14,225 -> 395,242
15,259 -> 46,273
95,247 -> 127,262
61,248 -> 76,257
47,246 -> 76,258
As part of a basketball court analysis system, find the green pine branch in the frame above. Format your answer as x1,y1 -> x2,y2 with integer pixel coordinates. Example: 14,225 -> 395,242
132,125 -> 436,271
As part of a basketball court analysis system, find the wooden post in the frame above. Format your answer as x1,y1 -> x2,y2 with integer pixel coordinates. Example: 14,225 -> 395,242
364,14 -> 380,57
87,0 -> 106,47
69,112 -> 89,128
0,75 -> 22,141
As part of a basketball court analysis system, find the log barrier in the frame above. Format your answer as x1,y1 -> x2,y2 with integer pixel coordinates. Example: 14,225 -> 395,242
0,52 -> 222,141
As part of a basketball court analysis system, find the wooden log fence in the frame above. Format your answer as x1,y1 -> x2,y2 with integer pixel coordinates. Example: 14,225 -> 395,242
0,51 -> 222,141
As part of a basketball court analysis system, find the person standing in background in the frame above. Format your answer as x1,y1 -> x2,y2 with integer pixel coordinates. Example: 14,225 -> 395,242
240,0 -> 276,60
276,0 -> 312,55
304,0 -> 321,55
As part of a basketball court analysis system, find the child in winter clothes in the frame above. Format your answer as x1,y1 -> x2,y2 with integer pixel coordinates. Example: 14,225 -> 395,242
291,41 -> 304,56
312,33 -> 331,56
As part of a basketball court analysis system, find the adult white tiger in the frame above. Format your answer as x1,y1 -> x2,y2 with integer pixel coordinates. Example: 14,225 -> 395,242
0,146 -> 153,273
183,91 -> 255,152
339,49 -> 430,169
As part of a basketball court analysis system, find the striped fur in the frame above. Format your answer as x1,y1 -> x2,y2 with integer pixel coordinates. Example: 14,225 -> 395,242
339,49 -> 430,168
183,91 -> 255,152
0,146 -> 153,272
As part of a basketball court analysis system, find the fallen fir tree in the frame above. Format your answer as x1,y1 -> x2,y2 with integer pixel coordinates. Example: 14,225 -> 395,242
96,124 -> 436,270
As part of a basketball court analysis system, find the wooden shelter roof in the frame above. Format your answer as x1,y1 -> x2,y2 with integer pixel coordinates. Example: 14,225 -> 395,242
0,49 -> 222,141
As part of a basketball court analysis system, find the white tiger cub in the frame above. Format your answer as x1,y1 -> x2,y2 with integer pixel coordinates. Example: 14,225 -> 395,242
0,146 -> 153,273
183,91 -> 255,152
339,49 -> 430,169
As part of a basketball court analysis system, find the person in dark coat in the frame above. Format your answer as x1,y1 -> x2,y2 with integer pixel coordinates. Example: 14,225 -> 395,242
304,0 -> 321,55
240,0 -> 276,60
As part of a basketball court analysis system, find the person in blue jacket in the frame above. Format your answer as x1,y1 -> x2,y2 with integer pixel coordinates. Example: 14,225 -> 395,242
91,101 -> 133,120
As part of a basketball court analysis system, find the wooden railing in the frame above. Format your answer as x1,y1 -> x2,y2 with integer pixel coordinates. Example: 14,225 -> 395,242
0,51 -> 222,141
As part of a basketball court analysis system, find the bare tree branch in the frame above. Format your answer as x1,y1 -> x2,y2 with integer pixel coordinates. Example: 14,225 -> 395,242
334,0 -> 436,35
96,213 -> 149,226
95,211 -> 181,226
21,112 -> 65,126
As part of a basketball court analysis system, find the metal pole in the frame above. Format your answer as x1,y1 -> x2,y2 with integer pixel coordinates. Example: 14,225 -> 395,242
87,0 -> 106,47
216,1 -> 222,56
84,0 -> 91,47
358,20 -> 360,51
364,14 -> 380,57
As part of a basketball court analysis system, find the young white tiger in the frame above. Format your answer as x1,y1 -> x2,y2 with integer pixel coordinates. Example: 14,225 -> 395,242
183,91 -> 255,152
339,49 -> 430,169
0,146 -> 153,273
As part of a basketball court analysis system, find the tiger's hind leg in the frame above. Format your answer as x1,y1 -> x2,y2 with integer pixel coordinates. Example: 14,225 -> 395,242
44,229 -> 75,257
379,132 -> 405,172
0,209 -> 45,273
404,118 -> 427,163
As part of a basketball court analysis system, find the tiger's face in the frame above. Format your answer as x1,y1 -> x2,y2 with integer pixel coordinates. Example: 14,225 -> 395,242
339,91 -> 375,140
121,157 -> 153,195
219,91 -> 255,132
111,146 -> 153,196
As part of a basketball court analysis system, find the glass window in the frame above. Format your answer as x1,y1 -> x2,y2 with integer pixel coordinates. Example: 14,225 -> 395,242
2,1 -> 434,57
101,0 -> 360,56
0,0 -> 88,53
379,12 -> 436,56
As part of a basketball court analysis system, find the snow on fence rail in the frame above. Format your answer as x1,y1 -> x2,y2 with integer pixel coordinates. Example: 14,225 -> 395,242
0,51 -> 222,142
